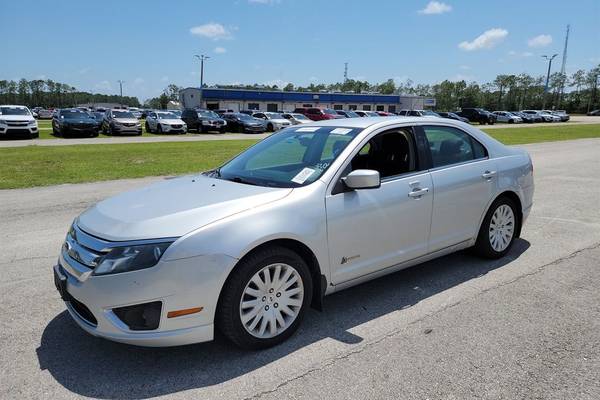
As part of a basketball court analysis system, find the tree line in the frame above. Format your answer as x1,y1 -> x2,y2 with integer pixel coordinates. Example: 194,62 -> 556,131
213,65 -> 600,113
0,79 -> 141,108
3,64 -> 600,113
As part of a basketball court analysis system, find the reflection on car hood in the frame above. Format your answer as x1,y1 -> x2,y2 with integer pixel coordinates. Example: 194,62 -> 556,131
158,118 -> 185,124
77,175 -> 292,241
114,118 -> 139,124
0,115 -> 33,122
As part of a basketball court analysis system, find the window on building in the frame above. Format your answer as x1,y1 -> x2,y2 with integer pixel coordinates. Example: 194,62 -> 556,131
376,105 -> 384,111
303,104 -> 313,108
248,103 -> 260,110
267,103 -> 278,112
388,105 -> 397,113
348,105 -> 357,110
206,103 -> 219,110
362,105 -> 372,111
333,104 -> 344,110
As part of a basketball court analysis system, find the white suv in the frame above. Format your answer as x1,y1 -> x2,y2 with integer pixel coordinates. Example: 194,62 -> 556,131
145,111 -> 187,134
0,105 -> 39,139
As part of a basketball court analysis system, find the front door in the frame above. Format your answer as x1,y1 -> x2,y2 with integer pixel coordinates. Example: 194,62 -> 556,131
326,128 -> 433,284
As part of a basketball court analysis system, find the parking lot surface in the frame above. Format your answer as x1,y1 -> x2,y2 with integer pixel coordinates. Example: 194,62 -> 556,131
1,138 -> 599,399
1,115 -> 599,148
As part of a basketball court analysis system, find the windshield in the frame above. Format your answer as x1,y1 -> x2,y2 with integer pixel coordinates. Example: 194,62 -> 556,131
264,112 -> 283,120
422,110 -> 440,117
197,110 -> 219,118
157,112 -> 176,119
292,113 -> 310,120
237,114 -> 257,121
0,107 -> 30,116
113,111 -> 135,118
216,126 -> 363,188
62,110 -> 93,119
323,109 -> 337,115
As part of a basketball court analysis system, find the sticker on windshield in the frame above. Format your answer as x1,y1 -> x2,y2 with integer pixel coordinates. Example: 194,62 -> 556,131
296,127 -> 320,132
331,128 -> 352,135
291,168 -> 316,184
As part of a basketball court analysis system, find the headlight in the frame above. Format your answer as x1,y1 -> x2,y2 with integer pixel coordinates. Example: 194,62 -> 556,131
93,242 -> 173,276
29,120 -> 37,125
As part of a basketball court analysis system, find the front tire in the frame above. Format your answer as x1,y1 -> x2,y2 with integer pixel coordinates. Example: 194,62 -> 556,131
145,122 -> 151,133
217,246 -> 313,350
474,197 -> 519,259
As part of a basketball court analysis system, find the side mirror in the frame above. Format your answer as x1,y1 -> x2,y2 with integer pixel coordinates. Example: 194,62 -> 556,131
343,169 -> 381,190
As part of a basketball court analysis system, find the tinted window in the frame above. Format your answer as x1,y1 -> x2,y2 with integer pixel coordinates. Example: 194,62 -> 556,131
348,129 -> 416,179
423,126 -> 487,168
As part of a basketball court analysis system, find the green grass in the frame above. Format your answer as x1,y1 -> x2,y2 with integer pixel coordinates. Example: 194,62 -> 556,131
1,124 -> 599,189
482,124 -> 600,145
0,140 -> 258,189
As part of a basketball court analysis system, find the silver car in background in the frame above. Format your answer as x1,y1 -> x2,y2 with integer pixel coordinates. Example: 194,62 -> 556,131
252,112 -> 292,131
102,109 -> 142,135
492,111 -> 523,124
281,112 -> 313,125
53,117 -> 534,350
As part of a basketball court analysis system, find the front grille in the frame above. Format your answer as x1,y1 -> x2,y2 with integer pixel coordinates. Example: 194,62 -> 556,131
122,123 -> 135,127
62,225 -> 109,270
7,121 -> 28,127
171,124 -> 182,128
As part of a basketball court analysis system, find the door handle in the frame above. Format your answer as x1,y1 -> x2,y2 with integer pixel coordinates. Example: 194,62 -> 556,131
482,170 -> 497,179
408,187 -> 429,198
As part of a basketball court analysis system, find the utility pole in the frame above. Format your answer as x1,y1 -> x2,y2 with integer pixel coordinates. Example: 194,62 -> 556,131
558,24 -> 570,107
344,62 -> 348,83
541,54 -> 558,110
117,80 -> 124,108
195,54 -> 210,88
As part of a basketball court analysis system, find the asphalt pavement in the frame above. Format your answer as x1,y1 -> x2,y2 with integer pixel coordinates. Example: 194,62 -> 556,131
0,138 -> 599,399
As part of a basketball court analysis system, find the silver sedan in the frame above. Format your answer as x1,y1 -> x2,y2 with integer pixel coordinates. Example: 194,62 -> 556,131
53,117 -> 534,349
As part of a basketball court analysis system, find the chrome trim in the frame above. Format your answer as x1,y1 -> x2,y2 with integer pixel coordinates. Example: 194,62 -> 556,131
72,223 -> 179,251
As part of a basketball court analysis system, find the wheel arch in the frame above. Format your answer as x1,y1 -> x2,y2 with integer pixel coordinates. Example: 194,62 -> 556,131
479,190 -> 524,238
218,238 -> 326,313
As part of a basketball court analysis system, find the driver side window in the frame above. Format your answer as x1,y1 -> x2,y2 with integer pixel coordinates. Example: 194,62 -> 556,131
346,129 -> 416,179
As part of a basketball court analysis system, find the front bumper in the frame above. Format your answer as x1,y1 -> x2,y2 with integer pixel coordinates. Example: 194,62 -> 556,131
113,124 -> 142,134
160,124 -> 187,133
0,125 -> 38,137
53,243 -> 237,347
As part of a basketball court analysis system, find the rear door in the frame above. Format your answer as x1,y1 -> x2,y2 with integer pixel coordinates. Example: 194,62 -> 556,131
420,125 -> 496,252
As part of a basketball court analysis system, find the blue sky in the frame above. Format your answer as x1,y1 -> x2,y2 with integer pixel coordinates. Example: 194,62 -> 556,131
1,0 -> 598,101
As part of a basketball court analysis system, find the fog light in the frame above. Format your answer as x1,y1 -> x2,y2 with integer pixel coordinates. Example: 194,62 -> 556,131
113,301 -> 162,331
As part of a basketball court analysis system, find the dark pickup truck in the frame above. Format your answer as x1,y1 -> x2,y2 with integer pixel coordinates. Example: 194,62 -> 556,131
456,108 -> 496,125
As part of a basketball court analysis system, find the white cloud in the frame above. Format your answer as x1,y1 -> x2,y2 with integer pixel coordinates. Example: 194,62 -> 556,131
94,80 -> 112,91
458,28 -> 508,51
214,46 -> 227,54
308,76 -> 318,82
419,1 -> 452,14
78,67 -> 90,75
190,23 -> 233,41
528,34 -> 552,48
133,77 -> 144,86
508,50 -> 534,57
265,79 -> 289,87
36,74 -> 47,80
160,76 -> 169,82
459,65 -> 471,70
452,73 -> 474,81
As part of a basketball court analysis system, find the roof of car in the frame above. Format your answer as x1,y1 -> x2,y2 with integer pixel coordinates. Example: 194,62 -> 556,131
299,116 -> 448,129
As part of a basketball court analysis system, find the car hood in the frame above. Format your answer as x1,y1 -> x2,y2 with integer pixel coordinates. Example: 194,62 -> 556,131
243,120 -> 264,125
64,118 -> 97,124
0,115 -> 34,122
77,175 -> 292,241
270,118 -> 291,124
158,118 -> 185,124
114,118 -> 139,124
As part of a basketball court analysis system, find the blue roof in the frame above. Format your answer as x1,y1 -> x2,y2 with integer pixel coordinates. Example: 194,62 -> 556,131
200,88 -> 401,104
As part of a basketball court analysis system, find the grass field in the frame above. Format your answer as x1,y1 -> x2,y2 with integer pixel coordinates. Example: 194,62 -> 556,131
1,124 -> 599,189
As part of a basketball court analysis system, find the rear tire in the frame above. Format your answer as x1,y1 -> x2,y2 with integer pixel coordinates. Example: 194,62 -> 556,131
217,246 -> 313,350
474,196 -> 519,259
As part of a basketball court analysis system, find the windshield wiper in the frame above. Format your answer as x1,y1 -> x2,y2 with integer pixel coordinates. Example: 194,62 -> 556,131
227,176 -> 260,186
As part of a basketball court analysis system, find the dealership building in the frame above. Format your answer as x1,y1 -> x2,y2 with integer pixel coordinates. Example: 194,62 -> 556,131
179,87 -> 435,113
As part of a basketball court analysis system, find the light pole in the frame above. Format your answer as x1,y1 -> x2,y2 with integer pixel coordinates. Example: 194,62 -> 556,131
117,80 -> 125,108
194,54 -> 210,88
541,54 -> 558,110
